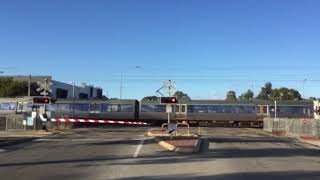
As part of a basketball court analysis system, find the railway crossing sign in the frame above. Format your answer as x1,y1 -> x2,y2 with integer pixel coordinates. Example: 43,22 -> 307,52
40,91 -> 49,96
37,78 -> 52,97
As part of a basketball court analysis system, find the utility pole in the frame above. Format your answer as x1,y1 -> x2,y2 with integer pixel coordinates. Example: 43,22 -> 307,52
120,72 -> 123,99
274,100 -> 277,120
28,74 -> 31,97
72,82 -> 75,118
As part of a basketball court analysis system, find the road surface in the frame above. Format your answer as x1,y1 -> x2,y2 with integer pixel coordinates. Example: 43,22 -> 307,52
0,127 -> 320,180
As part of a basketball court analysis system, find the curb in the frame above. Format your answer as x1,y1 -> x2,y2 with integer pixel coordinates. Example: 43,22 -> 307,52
245,128 -> 320,148
147,130 -> 199,138
154,137 -> 176,151
153,136 -> 202,153
175,139 -> 202,153
296,138 -> 320,147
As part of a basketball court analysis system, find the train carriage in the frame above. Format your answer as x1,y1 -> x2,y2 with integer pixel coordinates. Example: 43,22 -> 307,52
0,97 -> 316,128
140,100 -> 262,126
48,99 -> 139,120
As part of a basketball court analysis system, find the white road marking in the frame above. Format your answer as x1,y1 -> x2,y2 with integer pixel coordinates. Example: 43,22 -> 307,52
133,138 -> 146,158
0,149 -> 6,152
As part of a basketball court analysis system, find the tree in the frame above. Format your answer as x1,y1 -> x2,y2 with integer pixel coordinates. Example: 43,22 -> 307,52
239,89 -> 254,101
101,95 -> 108,100
226,91 -> 237,101
270,87 -> 302,101
309,97 -> 318,101
173,91 -> 191,101
0,78 -> 40,97
256,82 -> 273,100
141,96 -> 159,101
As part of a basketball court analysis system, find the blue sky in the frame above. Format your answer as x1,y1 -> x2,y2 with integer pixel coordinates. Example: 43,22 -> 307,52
1,0 -> 320,99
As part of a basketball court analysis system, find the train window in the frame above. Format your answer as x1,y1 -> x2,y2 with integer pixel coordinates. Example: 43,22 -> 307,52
141,105 -> 165,112
95,104 -> 101,111
154,105 -> 166,112
263,106 -> 268,113
181,105 -> 186,113
120,104 -> 133,112
101,104 -> 108,112
0,102 -> 16,110
238,106 -> 256,113
56,104 -> 71,111
90,104 -> 95,111
208,105 -> 223,113
73,104 -> 90,112
141,105 -> 154,112
269,106 -> 278,114
47,104 -> 57,111
22,102 -> 33,112
110,104 -> 120,112
223,106 -> 233,113
256,106 -> 261,113
188,105 -> 208,113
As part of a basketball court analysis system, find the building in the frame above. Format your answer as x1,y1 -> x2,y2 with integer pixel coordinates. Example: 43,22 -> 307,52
52,81 -> 103,99
0,75 -> 103,100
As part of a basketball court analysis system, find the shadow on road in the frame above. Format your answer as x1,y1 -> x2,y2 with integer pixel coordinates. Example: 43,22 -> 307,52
113,171 -> 320,180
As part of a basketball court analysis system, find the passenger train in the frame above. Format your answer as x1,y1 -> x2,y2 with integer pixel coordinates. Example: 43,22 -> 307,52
0,97 -> 315,127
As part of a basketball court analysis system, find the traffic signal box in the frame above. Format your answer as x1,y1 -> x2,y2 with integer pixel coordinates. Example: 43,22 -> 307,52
160,97 -> 178,104
33,97 -> 51,104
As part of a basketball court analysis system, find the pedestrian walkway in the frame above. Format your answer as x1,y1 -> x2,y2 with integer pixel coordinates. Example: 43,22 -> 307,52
299,139 -> 320,147
0,130 -> 54,138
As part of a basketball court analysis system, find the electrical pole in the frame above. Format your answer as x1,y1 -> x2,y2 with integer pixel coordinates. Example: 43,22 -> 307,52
28,74 -> 31,97
120,72 -> 123,99
72,82 -> 75,118
274,100 -> 277,120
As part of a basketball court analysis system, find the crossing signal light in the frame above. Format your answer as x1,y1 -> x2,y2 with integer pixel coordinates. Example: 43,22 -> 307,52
33,97 -> 50,104
161,97 -> 177,104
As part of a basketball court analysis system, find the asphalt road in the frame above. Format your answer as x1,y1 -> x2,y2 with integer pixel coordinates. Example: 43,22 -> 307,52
0,127 -> 320,180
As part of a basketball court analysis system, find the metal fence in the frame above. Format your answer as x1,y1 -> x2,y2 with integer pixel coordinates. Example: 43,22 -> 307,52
264,118 -> 320,139
0,114 -> 27,131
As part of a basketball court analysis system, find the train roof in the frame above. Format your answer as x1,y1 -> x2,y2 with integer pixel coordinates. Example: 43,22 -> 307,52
0,97 -> 314,106
0,97 -> 33,102
141,99 -> 313,105
0,97 -> 138,104
54,99 -> 138,104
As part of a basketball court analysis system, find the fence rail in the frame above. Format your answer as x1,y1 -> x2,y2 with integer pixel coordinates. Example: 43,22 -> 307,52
264,118 -> 320,139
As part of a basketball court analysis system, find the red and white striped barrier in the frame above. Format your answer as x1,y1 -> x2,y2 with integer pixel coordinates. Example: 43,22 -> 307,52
51,118 -> 148,125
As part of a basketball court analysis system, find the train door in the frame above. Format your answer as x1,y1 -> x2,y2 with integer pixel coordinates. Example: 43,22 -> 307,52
175,104 -> 187,120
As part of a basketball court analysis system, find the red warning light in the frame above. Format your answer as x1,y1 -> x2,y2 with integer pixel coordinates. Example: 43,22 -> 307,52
161,97 -> 177,104
33,97 -> 50,104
